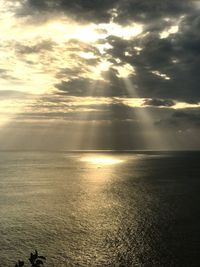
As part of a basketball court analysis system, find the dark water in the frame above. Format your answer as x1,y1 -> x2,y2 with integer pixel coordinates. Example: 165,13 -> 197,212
0,151 -> 200,266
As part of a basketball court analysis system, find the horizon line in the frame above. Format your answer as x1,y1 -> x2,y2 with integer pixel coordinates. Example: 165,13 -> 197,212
0,149 -> 200,153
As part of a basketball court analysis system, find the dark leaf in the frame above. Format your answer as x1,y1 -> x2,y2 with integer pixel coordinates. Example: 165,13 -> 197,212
38,256 -> 46,260
33,259 -> 44,266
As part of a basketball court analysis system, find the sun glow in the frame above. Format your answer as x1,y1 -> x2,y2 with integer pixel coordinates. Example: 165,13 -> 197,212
81,156 -> 124,165
100,22 -> 143,40
160,25 -> 179,39
45,21 -> 142,44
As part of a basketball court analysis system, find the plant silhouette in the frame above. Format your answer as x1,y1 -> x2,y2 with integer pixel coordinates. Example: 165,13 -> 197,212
15,250 -> 46,267
15,260 -> 24,267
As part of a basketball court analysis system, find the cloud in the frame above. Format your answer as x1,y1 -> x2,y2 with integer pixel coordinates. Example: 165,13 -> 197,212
143,98 -> 175,107
55,68 -> 129,97
0,68 -> 21,81
55,67 -> 82,80
15,0 -> 119,23
55,78 -> 113,97
14,39 -> 56,54
3,0 -> 200,103
116,0 -> 193,24
103,12 -> 200,103
54,71 -> 138,97
1,0 -> 200,150
172,110 -> 200,126
0,90 -> 31,99
14,0 -> 194,25
155,109 -> 200,128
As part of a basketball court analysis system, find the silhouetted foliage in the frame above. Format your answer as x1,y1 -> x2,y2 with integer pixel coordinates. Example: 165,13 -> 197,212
15,250 -> 46,267
15,260 -> 24,267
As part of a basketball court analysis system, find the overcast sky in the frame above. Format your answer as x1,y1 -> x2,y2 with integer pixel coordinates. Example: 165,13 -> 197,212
0,0 -> 200,150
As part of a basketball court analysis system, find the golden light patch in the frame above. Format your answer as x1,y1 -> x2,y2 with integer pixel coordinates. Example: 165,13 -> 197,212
81,156 -> 124,165
152,71 -> 171,80
99,22 -> 143,40
160,25 -> 179,39
115,64 -> 135,78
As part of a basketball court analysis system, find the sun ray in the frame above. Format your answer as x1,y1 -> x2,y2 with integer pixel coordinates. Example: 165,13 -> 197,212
123,78 -> 169,150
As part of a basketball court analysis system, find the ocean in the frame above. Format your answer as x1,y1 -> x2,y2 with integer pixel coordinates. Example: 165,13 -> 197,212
0,151 -> 200,266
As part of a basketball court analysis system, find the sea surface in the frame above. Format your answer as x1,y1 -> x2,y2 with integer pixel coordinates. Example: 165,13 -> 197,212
0,151 -> 200,266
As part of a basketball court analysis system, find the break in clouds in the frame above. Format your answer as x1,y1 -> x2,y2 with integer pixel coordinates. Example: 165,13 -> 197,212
0,0 -> 200,150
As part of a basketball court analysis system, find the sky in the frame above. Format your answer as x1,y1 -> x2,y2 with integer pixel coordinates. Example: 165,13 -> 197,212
0,0 -> 200,150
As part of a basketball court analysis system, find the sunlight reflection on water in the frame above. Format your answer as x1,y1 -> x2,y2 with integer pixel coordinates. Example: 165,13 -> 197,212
80,155 -> 124,165
1,151 -> 200,266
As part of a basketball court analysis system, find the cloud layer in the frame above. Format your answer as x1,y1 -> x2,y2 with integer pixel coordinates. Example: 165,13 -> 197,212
0,0 -> 200,150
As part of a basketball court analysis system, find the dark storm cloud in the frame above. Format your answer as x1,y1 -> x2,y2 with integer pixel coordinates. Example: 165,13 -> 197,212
143,98 -> 175,107
155,109 -> 200,128
15,0 -> 119,23
104,11 -> 200,103
55,68 -> 131,97
11,1 -> 200,104
172,110 -> 200,126
50,5 -> 200,102
55,78 -> 120,97
115,0 -> 193,24
15,0 -> 194,24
